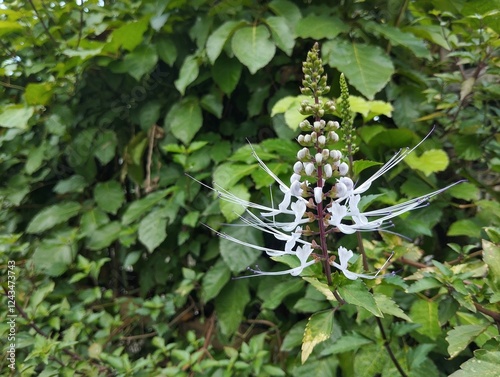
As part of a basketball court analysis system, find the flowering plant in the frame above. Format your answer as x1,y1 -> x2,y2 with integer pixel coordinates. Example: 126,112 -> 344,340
193,43 -> 463,365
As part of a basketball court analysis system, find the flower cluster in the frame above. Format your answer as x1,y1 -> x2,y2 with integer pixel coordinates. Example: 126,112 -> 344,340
198,44 -> 461,282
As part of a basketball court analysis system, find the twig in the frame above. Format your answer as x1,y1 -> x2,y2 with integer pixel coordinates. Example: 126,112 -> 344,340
376,317 -> 408,377
27,0 -> 58,45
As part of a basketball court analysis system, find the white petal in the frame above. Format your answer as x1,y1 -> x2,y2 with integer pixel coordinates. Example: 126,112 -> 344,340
314,187 -> 323,204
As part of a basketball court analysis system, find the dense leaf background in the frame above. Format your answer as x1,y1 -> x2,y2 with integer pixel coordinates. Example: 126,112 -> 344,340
1,0 -> 499,376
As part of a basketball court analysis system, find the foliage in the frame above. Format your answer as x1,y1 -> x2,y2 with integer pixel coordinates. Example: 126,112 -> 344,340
0,0 -> 499,376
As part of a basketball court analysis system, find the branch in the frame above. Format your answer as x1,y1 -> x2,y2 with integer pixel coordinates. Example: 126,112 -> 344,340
27,0 -> 58,45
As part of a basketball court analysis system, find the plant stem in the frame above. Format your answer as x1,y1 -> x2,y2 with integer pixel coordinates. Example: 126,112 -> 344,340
376,317 -> 408,377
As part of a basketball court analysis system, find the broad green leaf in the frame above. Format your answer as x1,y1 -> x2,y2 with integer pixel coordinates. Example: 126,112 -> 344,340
94,130 -> 118,165
271,95 -> 309,117
111,45 -> 158,81
0,20 -> 23,38
483,240 -> 500,292
301,310 -> 335,364
320,333 -> 373,356
201,259 -> 231,302
447,324 -> 490,359
94,181 -> 125,215
25,142 -> 45,174
219,224 -> 263,273
447,182 -> 480,201
156,38 -> 177,66
447,219 -> 483,238
214,279 -> 250,336
26,202 -> 81,234
138,211 -> 167,252
32,235 -> 77,276
53,175 -> 88,194
211,54 -> 242,95
206,20 -> 243,64
201,93 -> 223,118
122,189 -> 171,225
231,25 -> 276,74
107,18 -> 149,52
373,293 -> 412,321
323,40 -> 395,100
262,278 -> 304,310
174,54 -> 199,95
363,21 -> 431,59
25,82 -> 54,106
265,16 -> 295,55
405,25 -> 451,50
213,162 -> 258,189
352,160 -> 383,176
354,344 -> 390,377
406,277 -> 442,293
139,101 -> 162,130
29,282 -> 55,310
410,300 -> 440,340
87,221 -> 121,250
281,321 -> 307,351
404,149 -> 449,176
449,350 -> 500,377
0,104 -> 34,130
219,184 -> 250,222
164,97 -> 203,145
295,15 -> 348,39
338,279 -> 383,317
80,208 -> 109,237
268,0 -> 302,29
346,96 -> 393,118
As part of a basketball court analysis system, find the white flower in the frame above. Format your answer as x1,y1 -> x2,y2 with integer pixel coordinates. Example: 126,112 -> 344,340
330,247 -> 392,280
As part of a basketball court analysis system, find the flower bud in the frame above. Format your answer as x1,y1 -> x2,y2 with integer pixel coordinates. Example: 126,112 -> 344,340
330,150 -> 342,160
314,187 -> 323,204
304,134 -> 312,144
297,134 -> 305,144
329,131 -> 339,142
318,135 -> 326,147
339,162 -> 349,176
290,173 -> 301,183
324,163 -> 333,178
315,153 -> 323,164
304,162 -> 315,176
321,149 -> 329,159
311,132 -> 317,143
293,161 -> 303,174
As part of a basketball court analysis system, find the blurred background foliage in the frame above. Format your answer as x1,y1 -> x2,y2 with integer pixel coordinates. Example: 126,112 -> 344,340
0,0 -> 499,376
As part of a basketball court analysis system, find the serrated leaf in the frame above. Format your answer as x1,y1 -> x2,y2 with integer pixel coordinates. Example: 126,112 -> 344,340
94,180 -> 125,215
87,221 -> 121,250
483,240 -> 500,292
262,278 -> 304,310
122,189 -> 170,225
320,333 -> 373,356
206,21 -> 243,64
447,324 -> 490,359
302,277 -> 336,301
373,293 -> 412,321
174,54 -> 199,95
353,343 -> 390,377
295,15 -> 348,39
138,211 -> 168,252
404,149 -> 449,176
201,259 -> 231,302
410,300 -> 440,340
219,224 -> 263,273
231,25 -> 276,74
219,184 -> 250,222
323,40 -> 394,100
164,97 -> 203,145
447,219 -> 483,238
406,277 -> 442,293
265,16 -> 295,55
214,279 -> 250,336
338,279 -> 383,317
301,310 -> 335,364
449,350 -> 500,377
26,202 -> 81,234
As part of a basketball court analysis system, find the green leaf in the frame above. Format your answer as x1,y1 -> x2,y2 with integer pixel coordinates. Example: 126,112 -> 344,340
447,324 -> 490,359
25,82 -> 54,106
156,38 -> 177,66
219,224 -> 263,273
164,97 -> 203,145
268,0 -> 302,29
139,101 -> 162,130
201,93 -> 223,118
231,25 -> 276,74
219,184 -> 250,222
406,277 -> 442,293
447,219 -> 483,238
352,160 -> 383,176
112,45 -> 158,81
201,259 -> 231,302
94,180 -> 125,215
211,54 -> 242,95
320,333 -> 373,356
346,96 -> 393,118
214,279 -> 250,336
122,189 -> 170,225
0,20 -> 23,38
323,40 -> 395,100
295,15 -> 348,39
353,343 -> 390,377
449,350 -> 500,377
410,300 -> 440,340
302,310 -> 335,364
107,18 -> 149,52
213,162 -> 258,189
138,211 -> 168,252
483,240 -> 500,292
26,202 -> 81,234
32,234 -> 77,276
206,21 -> 243,64
53,175 -> 88,194
87,221 -> 121,250
94,130 -> 117,165
265,16 -> 295,55
25,142 -> 46,174
363,21 -> 431,59
447,182 -> 480,201
302,277 -> 336,301
174,54 -> 199,95
0,104 -> 34,130
262,278 -> 304,310
338,279 -> 383,317
373,293 -> 412,321
404,149 -> 449,176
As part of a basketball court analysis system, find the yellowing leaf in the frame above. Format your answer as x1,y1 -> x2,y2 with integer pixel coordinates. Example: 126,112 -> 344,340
404,149 -> 449,176
302,310 -> 335,364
